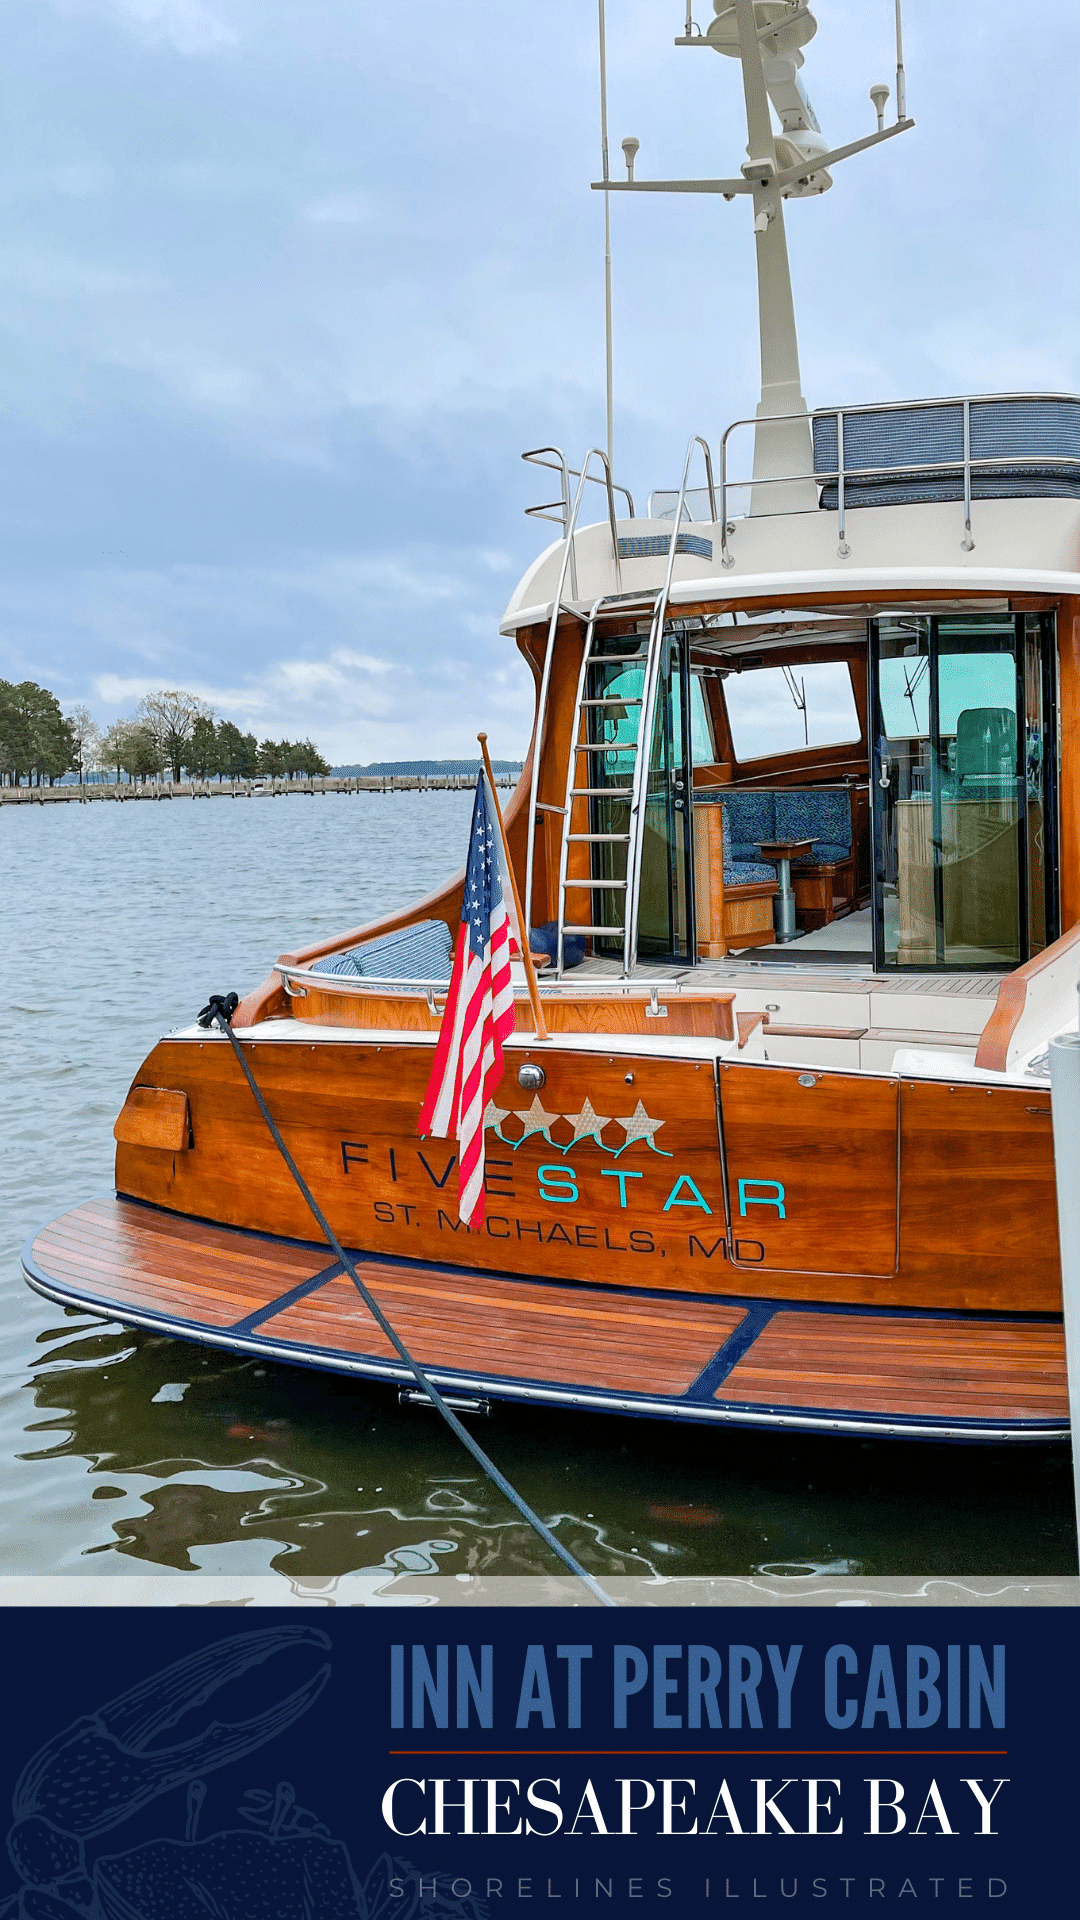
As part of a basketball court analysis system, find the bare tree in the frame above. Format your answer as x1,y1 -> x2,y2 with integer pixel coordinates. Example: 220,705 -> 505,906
65,704 -> 101,785
138,689 -> 214,782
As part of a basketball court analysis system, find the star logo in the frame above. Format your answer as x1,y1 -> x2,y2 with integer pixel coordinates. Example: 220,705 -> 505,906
612,1099 -> 672,1158
483,1098 -> 512,1141
505,1094 -> 560,1150
560,1097 -> 612,1154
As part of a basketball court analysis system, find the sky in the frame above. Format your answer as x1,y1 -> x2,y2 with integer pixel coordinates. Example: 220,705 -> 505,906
0,0 -> 1076,766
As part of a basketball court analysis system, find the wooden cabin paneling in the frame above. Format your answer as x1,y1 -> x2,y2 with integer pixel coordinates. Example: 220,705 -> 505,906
719,1063 -> 900,1277
896,1079 -> 1060,1309
285,988 -> 735,1039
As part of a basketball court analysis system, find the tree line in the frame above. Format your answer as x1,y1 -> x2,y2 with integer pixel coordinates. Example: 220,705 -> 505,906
0,683 -> 329,787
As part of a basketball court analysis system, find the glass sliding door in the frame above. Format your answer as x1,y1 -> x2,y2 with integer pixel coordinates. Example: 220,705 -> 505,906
937,618 -> 1023,967
870,612 -> 1057,971
1023,611 -> 1058,959
872,616 -> 933,966
637,631 -> 697,960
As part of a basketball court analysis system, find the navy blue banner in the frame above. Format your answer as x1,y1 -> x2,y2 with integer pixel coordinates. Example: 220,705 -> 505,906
2,1607 -> 1074,1918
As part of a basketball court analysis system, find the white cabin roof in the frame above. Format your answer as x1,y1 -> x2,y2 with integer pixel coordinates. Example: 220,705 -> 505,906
500,494 -> 1080,633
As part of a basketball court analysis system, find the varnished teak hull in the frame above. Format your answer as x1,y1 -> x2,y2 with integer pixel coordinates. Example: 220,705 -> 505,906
113,1035 -> 1059,1311
22,1030 -> 1067,1441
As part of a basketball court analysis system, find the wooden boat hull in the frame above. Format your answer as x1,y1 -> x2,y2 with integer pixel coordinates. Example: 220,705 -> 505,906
108,1031 -> 1061,1312
25,1026 -> 1065,1442
23,1194 -> 1068,1441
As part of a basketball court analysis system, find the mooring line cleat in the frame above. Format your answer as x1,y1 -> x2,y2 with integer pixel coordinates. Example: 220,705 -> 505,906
8,1627 -> 331,1890
196,992 -> 239,1030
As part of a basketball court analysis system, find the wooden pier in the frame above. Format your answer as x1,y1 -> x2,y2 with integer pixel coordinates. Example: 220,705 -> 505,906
0,772 -> 519,806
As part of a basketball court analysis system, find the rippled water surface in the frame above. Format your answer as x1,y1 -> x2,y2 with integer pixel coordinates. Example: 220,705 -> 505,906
2,792 -> 1075,1583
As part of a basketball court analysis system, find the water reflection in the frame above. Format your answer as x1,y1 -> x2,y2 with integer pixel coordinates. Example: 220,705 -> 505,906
20,1310 -> 1077,1580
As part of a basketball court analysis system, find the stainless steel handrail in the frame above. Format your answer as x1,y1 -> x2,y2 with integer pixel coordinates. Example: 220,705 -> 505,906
274,961 -> 693,999
522,447 -> 630,940
523,447 -> 636,525
718,390 -> 1080,566
555,593 -> 607,980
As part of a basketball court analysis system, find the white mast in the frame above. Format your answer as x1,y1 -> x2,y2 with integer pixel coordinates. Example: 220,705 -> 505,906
731,0 -> 814,512
596,2 -> 913,518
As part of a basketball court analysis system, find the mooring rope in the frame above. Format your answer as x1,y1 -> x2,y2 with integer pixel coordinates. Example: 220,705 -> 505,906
197,993 -> 616,1607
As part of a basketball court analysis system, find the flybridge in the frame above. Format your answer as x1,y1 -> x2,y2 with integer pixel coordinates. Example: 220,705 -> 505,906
513,392 -> 1080,621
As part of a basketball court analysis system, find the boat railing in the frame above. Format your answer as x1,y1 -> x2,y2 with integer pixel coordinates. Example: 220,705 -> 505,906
522,446 -> 635,937
647,485 -> 716,522
521,447 -> 635,601
274,962 -> 692,1006
716,391 -> 1080,566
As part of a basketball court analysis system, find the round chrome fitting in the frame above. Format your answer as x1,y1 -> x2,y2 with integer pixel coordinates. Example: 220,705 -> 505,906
517,1063 -> 546,1091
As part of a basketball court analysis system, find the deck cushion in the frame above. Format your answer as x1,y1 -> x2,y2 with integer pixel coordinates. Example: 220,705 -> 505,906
814,397 -> 1080,508
774,787 -> 852,854
713,804 -> 776,886
720,788 -> 776,862
725,859 -> 778,886
311,917 -> 455,981
792,841 -> 849,865
529,922 -> 585,968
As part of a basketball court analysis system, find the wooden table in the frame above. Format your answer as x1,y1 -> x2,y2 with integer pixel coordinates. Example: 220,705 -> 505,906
757,838 -> 814,942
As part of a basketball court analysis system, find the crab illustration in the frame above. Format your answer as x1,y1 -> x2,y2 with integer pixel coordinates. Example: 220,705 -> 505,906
5,1626 -> 330,1920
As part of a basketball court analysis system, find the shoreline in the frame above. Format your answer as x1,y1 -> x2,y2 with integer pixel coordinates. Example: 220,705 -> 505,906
0,772 -> 518,805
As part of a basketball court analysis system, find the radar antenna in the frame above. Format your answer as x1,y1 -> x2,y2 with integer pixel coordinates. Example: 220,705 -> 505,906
594,3 -> 914,514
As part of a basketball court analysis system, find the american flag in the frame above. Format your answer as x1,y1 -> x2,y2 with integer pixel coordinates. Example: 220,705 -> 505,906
418,773 -> 516,1229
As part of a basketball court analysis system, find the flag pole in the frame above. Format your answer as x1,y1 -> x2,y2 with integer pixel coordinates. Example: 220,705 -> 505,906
478,733 -> 549,1043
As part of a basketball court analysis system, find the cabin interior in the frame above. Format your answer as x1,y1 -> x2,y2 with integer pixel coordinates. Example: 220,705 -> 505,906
528,598 -> 1059,979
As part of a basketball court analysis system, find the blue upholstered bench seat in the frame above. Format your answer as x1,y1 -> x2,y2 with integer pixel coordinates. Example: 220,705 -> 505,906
813,398 -> 1080,509
698,786 -> 853,883
774,788 -> 852,865
792,841 -> 849,864
725,859 -> 778,886
310,917 -> 455,981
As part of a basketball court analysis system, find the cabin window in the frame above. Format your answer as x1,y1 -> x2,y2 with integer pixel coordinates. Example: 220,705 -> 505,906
722,660 -> 861,761
689,672 -> 715,765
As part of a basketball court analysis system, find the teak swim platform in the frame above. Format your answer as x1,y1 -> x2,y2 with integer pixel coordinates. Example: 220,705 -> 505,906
25,1197 -> 1068,1441
25,7 -> 1080,1442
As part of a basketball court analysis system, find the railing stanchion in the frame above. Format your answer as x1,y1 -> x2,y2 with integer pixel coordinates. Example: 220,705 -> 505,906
836,409 -> 849,557
961,398 -> 975,551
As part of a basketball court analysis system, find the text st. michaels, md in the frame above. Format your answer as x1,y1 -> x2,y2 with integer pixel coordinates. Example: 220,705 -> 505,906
378,1638 -> 1011,1904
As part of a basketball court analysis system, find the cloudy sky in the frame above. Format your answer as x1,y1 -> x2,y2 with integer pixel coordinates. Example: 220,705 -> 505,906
0,0 -> 1076,765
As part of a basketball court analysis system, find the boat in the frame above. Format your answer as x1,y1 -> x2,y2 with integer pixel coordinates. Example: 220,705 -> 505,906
24,2 -> 1079,1443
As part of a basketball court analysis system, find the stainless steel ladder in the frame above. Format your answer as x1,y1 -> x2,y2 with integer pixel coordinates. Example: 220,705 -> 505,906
553,593 -> 661,975
522,447 -> 634,944
553,435 -> 719,977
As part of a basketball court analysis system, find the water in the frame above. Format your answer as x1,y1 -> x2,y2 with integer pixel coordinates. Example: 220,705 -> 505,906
1,793 -> 1075,1583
